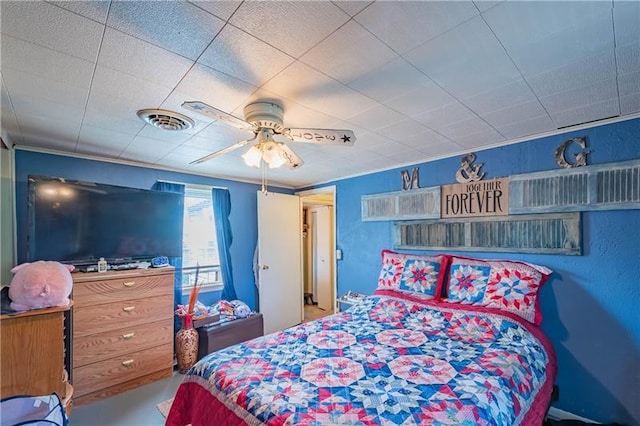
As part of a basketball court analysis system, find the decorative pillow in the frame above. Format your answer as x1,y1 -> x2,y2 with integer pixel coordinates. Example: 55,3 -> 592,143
444,255 -> 552,325
377,250 -> 449,299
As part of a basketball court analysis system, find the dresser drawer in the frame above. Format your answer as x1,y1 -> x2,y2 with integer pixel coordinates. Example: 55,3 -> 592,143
74,294 -> 173,337
73,272 -> 172,307
73,344 -> 173,398
73,320 -> 173,368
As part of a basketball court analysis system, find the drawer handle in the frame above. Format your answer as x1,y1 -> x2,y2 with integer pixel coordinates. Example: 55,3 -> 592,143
122,332 -> 135,340
122,359 -> 134,367
123,281 -> 135,288
122,306 -> 135,313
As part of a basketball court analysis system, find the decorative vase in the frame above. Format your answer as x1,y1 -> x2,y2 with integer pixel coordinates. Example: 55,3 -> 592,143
175,314 -> 199,373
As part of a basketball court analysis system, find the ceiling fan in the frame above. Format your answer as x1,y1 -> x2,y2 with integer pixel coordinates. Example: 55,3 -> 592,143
182,101 -> 356,169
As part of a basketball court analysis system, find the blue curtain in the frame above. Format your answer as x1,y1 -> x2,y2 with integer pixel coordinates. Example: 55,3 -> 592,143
152,181 -> 185,335
212,188 -> 237,300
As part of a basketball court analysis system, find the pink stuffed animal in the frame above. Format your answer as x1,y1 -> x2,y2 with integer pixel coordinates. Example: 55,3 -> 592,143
8,261 -> 74,312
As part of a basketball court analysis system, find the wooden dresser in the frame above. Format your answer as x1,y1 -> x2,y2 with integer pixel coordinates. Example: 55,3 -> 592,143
71,267 -> 174,406
1,303 -> 73,413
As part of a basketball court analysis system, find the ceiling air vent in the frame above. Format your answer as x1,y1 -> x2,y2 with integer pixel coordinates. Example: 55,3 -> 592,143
137,109 -> 194,131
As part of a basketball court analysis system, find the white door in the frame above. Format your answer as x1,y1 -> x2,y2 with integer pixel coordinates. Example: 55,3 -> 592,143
257,191 -> 303,334
311,206 -> 333,312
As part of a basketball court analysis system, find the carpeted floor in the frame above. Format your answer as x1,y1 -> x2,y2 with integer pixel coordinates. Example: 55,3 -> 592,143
304,304 -> 332,322
156,397 -> 173,418
70,372 -> 183,425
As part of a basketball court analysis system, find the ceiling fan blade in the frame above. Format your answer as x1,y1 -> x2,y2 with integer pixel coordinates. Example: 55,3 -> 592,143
182,101 -> 254,131
190,137 -> 255,164
282,128 -> 356,146
279,143 -> 304,169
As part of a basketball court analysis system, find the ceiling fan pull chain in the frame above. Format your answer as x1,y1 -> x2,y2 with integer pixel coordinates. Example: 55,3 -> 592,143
261,161 -> 268,194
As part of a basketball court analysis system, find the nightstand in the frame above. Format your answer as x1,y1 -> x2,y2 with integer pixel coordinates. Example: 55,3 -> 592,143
338,291 -> 367,312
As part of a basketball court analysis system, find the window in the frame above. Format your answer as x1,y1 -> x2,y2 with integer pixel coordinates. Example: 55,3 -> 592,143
181,187 -> 223,293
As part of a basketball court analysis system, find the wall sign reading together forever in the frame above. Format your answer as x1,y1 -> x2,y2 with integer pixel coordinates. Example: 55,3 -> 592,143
441,178 -> 509,218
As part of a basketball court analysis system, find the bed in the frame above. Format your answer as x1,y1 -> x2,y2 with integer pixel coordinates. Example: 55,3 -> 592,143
167,252 -> 557,426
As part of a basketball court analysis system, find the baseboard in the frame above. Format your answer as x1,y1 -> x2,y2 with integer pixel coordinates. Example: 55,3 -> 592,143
547,407 -> 600,423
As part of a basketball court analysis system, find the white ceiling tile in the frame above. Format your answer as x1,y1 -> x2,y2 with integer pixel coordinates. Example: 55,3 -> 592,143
526,52 -> 616,98
98,29 -> 195,88
401,129 -> 450,150
540,79 -> 618,114
169,63 -> 258,116
189,1 -> 242,21
348,57 -> 433,103
1,35 -> 95,91
495,115 -> 557,140
454,127 -> 506,149
356,1 -> 479,54
616,41 -> 640,76
412,102 -> 477,129
474,1 -> 504,13
355,131 -> 397,149
484,1 -> 614,76
618,71 -> 640,95
483,1 -> 612,50
12,96 -> 84,128
404,17 -> 521,98
262,61 -> 378,121
462,80 -> 536,115
386,80 -> 457,118
76,125 -> 135,156
345,104 -> 407,131
331,1 -> 372,17
119,136 -> 178,163
198,25 -> 294,86
86,91 -> 146,123
17,131 -> 77,152
82,110 -> 145,135
91,66 -> 174,107
383,146 -> 426,164
435,116 -> 496,140
138,125 -> 194,144
551,99 -> 620,129
2,67 -> 89,109
613,0 -> 640,46
300,21 -> 398,85
230,1 -> 350,58
377,119 -> 429,142
620,93 -> 640,115
480,100 -> 549,128
1,1 -> 104,61
107,1 -> 225,60
16,111 -> 81,148
48,1 -> 111,23
419,140 -> 464,158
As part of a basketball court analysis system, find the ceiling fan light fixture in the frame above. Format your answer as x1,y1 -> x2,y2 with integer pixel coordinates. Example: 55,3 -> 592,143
242,146 -> 262,168
262,141 -> 288,169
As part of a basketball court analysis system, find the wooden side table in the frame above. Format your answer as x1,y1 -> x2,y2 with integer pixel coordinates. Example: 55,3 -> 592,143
0,302 -> 73,413
196,313 -> 264,360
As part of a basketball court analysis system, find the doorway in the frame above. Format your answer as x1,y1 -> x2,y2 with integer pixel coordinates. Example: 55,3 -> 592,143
298,187 -> 336,323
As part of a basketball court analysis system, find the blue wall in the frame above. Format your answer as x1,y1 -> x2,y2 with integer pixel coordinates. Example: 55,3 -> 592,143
326,118 -> 640,425
13,150 -> 292,310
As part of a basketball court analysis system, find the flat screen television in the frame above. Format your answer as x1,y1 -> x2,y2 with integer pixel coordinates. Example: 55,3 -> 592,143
27,175 -> 184,266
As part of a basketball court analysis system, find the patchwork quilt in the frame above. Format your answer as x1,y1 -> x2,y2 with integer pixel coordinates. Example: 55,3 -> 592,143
167,292 -> 556,426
